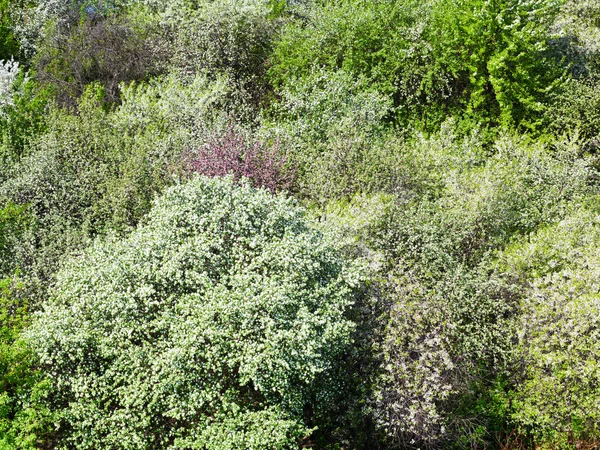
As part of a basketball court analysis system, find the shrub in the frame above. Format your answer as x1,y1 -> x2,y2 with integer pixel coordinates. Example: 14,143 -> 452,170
0,1 -> 19,61
0,200 -> 53,450
546,0 -> 600,144
187,125 -> 293,193
34,9 -> 163,105
0,70 -> 50,167
0,202 -> 32,279
26,176 -> 362,449
545,77 -> 600,150
261,68 -> 394,203
0,277 -> 55,450
268,0 -> 433,124
13,0 -> 133,58
0,74 -> 227,301
371,131 -> 595,448
269,0 -> 566,130
167,0 -> 281,115
500,206 -> 600,446
0,59 -> 21,111
551,0 -> 600,76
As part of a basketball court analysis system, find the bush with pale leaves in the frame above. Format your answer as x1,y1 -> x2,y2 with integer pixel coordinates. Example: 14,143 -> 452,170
27,176 -> 362,449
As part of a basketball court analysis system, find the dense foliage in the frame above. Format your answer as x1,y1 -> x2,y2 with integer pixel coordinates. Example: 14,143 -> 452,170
1,0 -> 600,448
269,0 -> 565,130
27,176 -> 361,448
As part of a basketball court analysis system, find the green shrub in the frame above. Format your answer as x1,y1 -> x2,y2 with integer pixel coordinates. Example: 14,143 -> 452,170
261,69 -> 395,202
545,77 -> 600,149
268,0 -> 434,125
168,0 -> 280,114
311,192 -> 396,447
0,73 -> 51,169
269,0 -> 566,130
0,74 -> 227,301
431,0 -> 565,130
26,175 -> 361,448
0,0 -> 19,61
0,277 -> 54,450
500,206 -> 600,446
371,131 -> 595,448
0,202 -> 31,279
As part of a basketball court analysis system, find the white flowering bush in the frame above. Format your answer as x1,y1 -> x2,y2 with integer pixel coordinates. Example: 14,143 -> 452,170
26,176 -> 361,449
501,207 -> 600,445
0,73 -> 227,297
0,59 -> 22,112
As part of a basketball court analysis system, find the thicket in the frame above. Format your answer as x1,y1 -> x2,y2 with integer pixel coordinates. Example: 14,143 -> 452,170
1,0 -> 600,449
27,176 -> 362,448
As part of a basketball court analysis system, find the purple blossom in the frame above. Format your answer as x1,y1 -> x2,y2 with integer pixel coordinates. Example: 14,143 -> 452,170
187,126 -> 294,193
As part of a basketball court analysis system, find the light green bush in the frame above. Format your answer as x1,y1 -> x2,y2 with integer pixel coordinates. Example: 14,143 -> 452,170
261,68 -> 395,202
500,206 -> 600,446
0,202 -> 28,272
0,74 -> 227,300
268,0 -> 436,125
27,175 -> 362,449
372,131 -> 595,448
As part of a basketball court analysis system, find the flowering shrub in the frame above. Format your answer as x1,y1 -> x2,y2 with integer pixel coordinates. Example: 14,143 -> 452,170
372,131 -> 595,448
187,126 -> 293,193
0,59 -> 22,112
501,207 -> 600,446
26,176 -> 361,449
